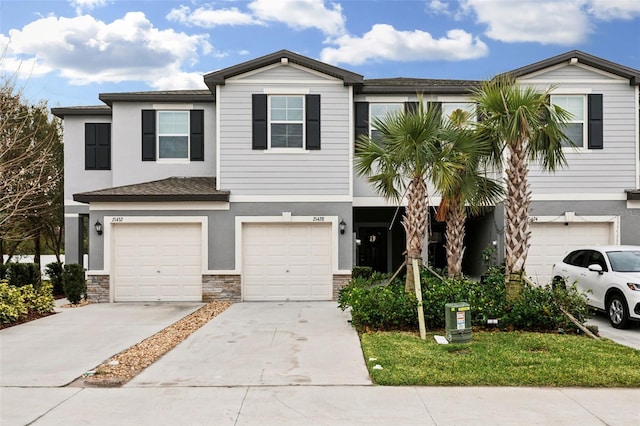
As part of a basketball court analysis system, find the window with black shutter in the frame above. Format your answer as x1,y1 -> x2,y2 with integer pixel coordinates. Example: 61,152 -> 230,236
85,123 -> 111,170
141,109 -> 204,161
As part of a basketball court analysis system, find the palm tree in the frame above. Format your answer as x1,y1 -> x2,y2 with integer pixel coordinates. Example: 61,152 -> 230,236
471,76 -> 572,302
435,109 -> 503,278
355,100 -> 466,292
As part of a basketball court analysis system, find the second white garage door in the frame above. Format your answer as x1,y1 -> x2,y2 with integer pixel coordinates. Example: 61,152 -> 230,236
526,221 -> 615,285
113,223 -> 202,302
242,223 -> 333,301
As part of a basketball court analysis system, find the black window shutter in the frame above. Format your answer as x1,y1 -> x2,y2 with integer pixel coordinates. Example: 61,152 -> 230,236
427,101 -> 442,116
306,94 -> 321,150
252,94 -> 267,150
404,102 -> 419,114
85,124 -> 97,170
190,110 -> 204,161
142,110 -> 156,161
96,123 -> 111,170
355,102 -> 369,141
587,94 -> 603,150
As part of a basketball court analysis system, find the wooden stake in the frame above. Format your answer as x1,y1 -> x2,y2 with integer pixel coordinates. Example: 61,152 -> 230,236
413,258 -> 426,340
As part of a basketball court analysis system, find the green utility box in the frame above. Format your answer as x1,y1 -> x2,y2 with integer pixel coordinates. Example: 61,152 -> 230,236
445,302 -> 472,343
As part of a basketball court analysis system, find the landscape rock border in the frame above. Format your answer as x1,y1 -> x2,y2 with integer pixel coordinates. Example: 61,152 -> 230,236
71,301 -> 232,387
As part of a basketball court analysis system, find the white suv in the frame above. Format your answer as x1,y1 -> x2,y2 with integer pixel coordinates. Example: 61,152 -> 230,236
551,246 -> 640,329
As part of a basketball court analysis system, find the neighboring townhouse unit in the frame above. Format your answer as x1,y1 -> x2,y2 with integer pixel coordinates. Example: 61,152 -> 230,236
52,49 -> 640,302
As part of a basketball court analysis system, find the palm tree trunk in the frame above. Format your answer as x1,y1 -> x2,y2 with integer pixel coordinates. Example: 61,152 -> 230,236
504,141 -> 531,302
403,176 -> 428,292
445,196 -> 466,278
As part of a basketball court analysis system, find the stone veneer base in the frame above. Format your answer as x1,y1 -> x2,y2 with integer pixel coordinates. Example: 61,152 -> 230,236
84,273 -> 351,303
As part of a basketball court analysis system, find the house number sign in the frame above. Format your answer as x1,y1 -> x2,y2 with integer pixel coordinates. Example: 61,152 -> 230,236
312,216 -> 325,222
111,217 -> 124,223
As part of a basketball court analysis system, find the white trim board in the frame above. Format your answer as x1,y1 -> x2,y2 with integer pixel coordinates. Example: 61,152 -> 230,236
530,193 -> 627,201
89,202 -> 230,211
230,194 -> 352,203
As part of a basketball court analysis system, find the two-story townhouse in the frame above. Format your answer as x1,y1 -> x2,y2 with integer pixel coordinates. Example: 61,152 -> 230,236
52,49 -> 640,303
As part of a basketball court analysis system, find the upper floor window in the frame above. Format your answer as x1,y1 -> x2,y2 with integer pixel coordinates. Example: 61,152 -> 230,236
551,95 -> 585,148
442,102 -> 477,125
252,94 -> 320,151
142,109 -> 204,162
85,123 -> 111,170
270,96 -> 304,148
369,103 -> 403,141
158,111 -> 189,159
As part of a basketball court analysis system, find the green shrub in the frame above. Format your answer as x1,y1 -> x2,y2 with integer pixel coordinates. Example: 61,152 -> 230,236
503,282 -> 590,332
352,266 -> 373,279
19,283 -> 55,315
0,264 -> 7,280
4,262 -> 41,289
338,275 -> 417,331
0,280 -> 27,324
62,264 -> 86,304
45,262 -> 64,295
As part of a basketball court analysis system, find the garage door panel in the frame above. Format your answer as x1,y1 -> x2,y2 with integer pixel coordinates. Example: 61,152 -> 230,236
243,223 -> 332,301
526,221 -> 614,285
113,223 -> 202,302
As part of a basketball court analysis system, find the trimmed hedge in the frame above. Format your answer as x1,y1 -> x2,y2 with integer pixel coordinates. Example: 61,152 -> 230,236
0,280 -> 54,325
62,264 -> 86,304
339,266 -> 590,333
1,262 -> 41,289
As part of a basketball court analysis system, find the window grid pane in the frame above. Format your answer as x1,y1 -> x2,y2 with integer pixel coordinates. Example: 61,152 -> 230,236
370,103 -> 403,136
551,95 -> 584,148
158,111 -> 189,159
269,96 -> 304,148
442,102 -> 477,123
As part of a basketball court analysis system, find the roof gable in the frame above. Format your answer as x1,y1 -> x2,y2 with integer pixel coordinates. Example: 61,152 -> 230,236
502,50 -> 640,85
204,49 -> 363,90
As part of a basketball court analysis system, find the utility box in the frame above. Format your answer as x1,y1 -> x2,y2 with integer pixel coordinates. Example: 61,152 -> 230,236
445,302 -> 472,343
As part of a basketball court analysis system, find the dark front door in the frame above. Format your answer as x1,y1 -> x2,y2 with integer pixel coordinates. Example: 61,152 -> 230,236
359,227 -> 388,273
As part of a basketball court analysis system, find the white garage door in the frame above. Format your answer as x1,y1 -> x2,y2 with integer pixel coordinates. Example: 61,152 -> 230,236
526,221 -> 614,285
113,223 -> 202,302
243,223 -> 333,301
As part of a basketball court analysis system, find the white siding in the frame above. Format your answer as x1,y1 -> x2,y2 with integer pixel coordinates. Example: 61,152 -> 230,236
219,65 -> 351,195
520,68 -> 637,196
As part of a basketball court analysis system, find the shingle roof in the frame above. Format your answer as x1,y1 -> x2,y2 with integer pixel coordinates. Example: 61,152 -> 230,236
359,78 -> 481,94
73,177 -> 229,203
99,90 -> 214,106
51,105 -> 112,118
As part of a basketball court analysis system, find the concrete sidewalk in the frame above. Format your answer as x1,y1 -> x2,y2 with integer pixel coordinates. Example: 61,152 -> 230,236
0,302 -> 202,387
128,302 -> 372,387
2,385 -> 638,425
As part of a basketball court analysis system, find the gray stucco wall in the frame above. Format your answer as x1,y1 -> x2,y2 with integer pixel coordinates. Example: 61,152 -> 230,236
529,200 -> 640,245
88,201 -> 352,272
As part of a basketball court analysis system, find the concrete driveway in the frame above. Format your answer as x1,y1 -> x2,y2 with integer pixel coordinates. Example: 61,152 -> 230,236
128,302 -> 372,387
587,312 -> 640,350
0,302 -> 202,387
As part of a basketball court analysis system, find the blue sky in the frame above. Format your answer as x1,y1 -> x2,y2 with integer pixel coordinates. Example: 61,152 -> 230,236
1,0 -> 639,108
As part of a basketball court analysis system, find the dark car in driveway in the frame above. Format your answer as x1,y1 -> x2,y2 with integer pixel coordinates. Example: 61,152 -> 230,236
552,246 -> 640,329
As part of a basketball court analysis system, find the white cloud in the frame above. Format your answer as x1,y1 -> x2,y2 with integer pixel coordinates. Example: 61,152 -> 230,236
248,0 -> 346,36
1,12 -> 212,89
320,24 -> 488,65
587,0 -> 640,20
166,5 -> 261,27
427,0 -> 451,15
460,0 -> 591,45
69,0 -> 109,15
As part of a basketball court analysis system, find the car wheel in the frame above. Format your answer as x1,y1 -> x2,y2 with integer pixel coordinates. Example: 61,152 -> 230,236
608,294 -> 630,329
551,276 -> 566,291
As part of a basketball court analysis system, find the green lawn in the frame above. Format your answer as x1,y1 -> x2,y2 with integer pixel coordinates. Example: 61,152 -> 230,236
360,331 -> 640,387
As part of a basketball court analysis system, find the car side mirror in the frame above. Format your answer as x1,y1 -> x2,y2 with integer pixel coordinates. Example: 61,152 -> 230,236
587,264 -> 604,275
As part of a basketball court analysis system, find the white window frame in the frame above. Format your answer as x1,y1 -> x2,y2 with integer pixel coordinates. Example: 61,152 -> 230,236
268,95 -> 306,151
550,94 -> 587,150
157,110 -> 190,163
442,102 -> 477,124
369,103 -> 403,139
